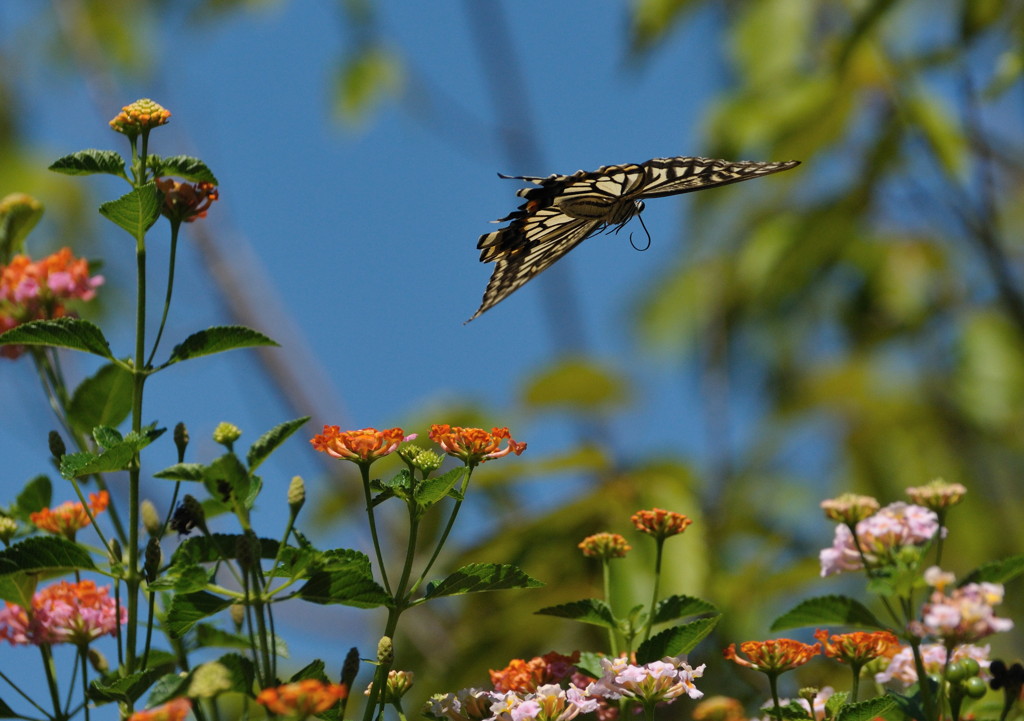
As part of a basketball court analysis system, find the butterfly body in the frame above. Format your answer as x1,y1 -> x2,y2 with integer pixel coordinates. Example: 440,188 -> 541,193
468,155 -> 800,322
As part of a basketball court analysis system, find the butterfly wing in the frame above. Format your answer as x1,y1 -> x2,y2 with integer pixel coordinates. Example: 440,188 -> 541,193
635,157 -> 800,198
467,206 -> 604,322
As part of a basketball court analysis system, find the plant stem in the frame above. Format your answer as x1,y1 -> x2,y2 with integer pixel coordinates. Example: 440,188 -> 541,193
642,538 -> 664,644
601,558 -> 618,657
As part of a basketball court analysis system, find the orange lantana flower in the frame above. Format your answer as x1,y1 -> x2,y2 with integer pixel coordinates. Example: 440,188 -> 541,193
30,491 -> 109,540
724,639 -> 821,675
490,651 -> 579,693
631,508 -> 692,540
127,698 -> 191,721
155,178 -> 219,223
256,679 -> 348,716
579,532 -> 631,559
428,425 -> 526,466
109,98 -> 171,135
814,629 -> 900,666
311,426 -> 410,465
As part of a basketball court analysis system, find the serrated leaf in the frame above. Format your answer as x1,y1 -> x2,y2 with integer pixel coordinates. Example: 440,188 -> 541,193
92,425 -> 123,449
166,325 -> 278,364
153,462 -> 206,481
88,668 -> 166,704
147,562 -> 212,594
414,466 -> 465,507
165,591 -> 233,638
13,475 -> 52,517
297,569 -> 391,608
98,183 -> 163,238
246,417 -> 310,471
49,149 -> 126,177
149,154 -> 219,184
834,694 -> 900,721
68,363 -> 133,434
0,317 -> 113,358
652,594 -> 718,624
141,676 -> 190,709
60,445 -> 134,478
635,615 -> 720,664
535,599 -> 618,629
770,595 -> 886,631
424,563 -> 543,598
289,659 -> 329,683
961,554 -> 1024,585
0,536 -> 97,598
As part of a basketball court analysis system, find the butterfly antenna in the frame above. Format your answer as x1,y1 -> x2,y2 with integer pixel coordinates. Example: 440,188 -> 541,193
629,213 -> 652,251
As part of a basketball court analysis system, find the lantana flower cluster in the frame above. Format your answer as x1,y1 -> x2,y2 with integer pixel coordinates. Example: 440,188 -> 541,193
429,652 -> 704,721
0,247 -> 104,358
311,424 -> 526,467
819,501 -> 942,577
0,579 -> 126,647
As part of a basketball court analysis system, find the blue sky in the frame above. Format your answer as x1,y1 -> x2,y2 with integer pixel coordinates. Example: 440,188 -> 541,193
0,0 -> 801,695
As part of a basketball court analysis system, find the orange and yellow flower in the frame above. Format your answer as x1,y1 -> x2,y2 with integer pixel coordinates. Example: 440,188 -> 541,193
630,508 -> 692,539
109,98 -> 171,135
490,651 -> 579,693
428,425 -> 526,466
311,426 -> 410,464
30,491 -> 109,540
578,532 -> 631,559
256,679 -> 348,716
814,629 -> 900,666
723,639 -> 821,675
127,697 -> 191,721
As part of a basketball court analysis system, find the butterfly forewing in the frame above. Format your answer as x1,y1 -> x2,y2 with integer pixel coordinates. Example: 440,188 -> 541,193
467,155 -> 799,322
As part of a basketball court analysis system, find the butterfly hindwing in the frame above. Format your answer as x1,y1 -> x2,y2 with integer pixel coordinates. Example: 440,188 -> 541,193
467,155 -> 800,321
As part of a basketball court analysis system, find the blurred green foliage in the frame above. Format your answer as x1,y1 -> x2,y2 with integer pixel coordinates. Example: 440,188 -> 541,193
3,0 -> 1023,715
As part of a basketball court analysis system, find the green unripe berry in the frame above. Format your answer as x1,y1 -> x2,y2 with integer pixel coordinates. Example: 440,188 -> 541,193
960,658 -> 981,678
963,676 -> 987,698
946,662 -> 967,682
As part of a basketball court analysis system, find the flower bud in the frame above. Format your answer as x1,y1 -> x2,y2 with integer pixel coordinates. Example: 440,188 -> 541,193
341,646 -> 361,689
108,538 -> 123,568
288,475 -> 306,514
87,648 -> 109,673
0,193 -> 44,259
141,499 -> 162,537
235,530 -> 260,573
48,430 -> 66,461
144,536 -> 162,582
170,494 -> 206,535
188,661 -> 233,699
213,422 -> 242,447
377,636 -> 394,665
230,603 -> 246,630
0,516 -> 16,545
174,422 -> 189,461
109,98 -> 171,136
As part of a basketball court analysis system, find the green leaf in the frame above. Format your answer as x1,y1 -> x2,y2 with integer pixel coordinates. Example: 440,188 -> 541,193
170,534 -> 280,566
147,562 -> 213,594
652,594 -> 718,624
290,659 -> 329,683
208,653 -> 258,695
521,357 -> 630,413
166,325 -> 279,364
0,537 -> 97,601
49,149 -> 126,177
13,475 -> 52,517
635,615 -> 721,664
770,595 -> 886,631
0,317 -> 113,358
88,668 -> 167,704
535,599 -> 618,629
142,676 -> 190,708
298,568 -> 390,608
246,417 -> 310,471
834,694 -> 900,721
92,425 -> 123,448
98,183 -> 163,238
424,563 -> 544,598
414,466 -> 465,507
68,363 -> 133,435
335,45 -> 402,127
60,447 -> 131,478
165,591 -> 234,638
149,154 -> 219,184
961,554 -> 1024,585
153,462 -> 206,481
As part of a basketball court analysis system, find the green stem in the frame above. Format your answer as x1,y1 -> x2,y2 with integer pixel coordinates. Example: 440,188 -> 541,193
908,637 -> 938,721
79,647 -> 90,721
849,662 -> 862,703
642,538 -> 664,644
767,672 -> 784,721
360,463 -> 392,595
409,465 -> 473,595
146,219 -> 181,368
39,644 -> 65,721
601,558 -> 618,657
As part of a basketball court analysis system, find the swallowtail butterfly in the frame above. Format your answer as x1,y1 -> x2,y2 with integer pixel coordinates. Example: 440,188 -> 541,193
467,156 -> 800,322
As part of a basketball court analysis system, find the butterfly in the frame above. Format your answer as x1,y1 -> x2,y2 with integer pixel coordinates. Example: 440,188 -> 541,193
467,155 -> 800,322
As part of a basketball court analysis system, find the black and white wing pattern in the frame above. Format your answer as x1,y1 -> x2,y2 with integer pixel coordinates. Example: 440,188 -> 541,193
467,156 -> 800,322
